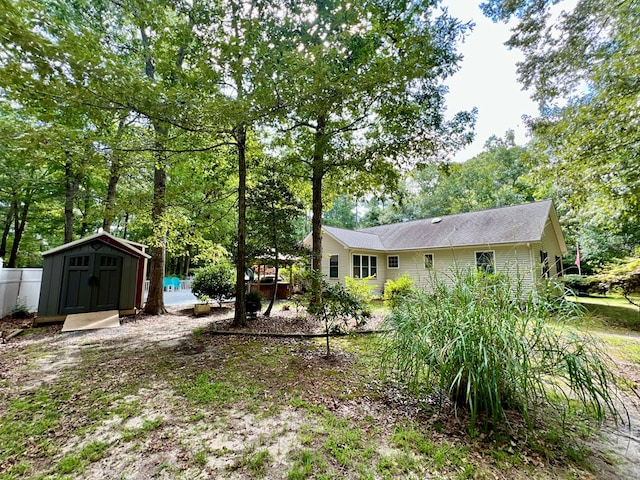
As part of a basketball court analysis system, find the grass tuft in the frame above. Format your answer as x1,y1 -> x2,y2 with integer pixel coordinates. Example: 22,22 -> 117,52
382,269 -> 621,434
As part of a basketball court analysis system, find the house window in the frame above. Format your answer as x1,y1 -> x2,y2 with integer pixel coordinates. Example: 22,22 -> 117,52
540,251 -> 550,278
424,253 -> 434,269
475,251 -> 495,274
387,255 -> 399,269
353,254 -> 377,279
555,255 -> 563,277
329,255 -> 339,278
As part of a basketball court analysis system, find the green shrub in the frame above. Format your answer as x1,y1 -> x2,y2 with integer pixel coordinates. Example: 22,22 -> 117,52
597,256 -> 640,305
344,275 -> 376,314
563,275 -> 605,296
10,303 -> 30,319
245,290 -> 263,316
382,274 -> 415,309
382,269 -> 619,435
191,260 -> 235,307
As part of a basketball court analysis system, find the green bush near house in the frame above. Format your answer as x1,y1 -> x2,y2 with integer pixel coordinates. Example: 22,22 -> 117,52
344,275 -> 376,314
382,274 -> 415,309
563,274 -> 605,296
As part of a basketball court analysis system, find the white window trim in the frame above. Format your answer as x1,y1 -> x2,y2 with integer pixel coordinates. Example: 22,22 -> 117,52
424,253 -> 434,269
474,250 -> 496,273
387,255 -> 400,269
352,254 -> 378,279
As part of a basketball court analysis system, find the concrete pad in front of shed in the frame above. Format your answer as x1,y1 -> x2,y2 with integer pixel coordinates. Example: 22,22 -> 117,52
61,310 -> 120,332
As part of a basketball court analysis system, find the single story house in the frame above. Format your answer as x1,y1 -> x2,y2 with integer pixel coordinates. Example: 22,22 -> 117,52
303,199 -> 567,294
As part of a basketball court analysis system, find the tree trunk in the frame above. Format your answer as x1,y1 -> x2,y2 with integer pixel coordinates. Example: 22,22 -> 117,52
264,199 -> 278,317
123,212 -> 129,239
311,114 -> 328,304
143,123 -> 169,315
264,262 -> 279,317
7,198 -> 29,268
64,158 -> 81,243
102,116 -> 126,233
80,189 -> 90,237
233,123 -> 247,327
0,203 -> 15,261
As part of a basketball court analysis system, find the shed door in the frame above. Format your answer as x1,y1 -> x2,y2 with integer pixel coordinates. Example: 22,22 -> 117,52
60,253 -> 123,314
92,254 -> 122,311
60,254 -> 93,314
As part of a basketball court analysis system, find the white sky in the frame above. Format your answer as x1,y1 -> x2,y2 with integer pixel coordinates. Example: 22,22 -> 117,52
442,0 -> 538,162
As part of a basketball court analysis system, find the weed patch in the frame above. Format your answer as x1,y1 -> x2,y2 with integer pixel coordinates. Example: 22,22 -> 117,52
54,441 -> 109,475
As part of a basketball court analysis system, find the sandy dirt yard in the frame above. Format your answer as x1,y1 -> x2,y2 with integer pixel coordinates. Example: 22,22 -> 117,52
1,306 -> 639,479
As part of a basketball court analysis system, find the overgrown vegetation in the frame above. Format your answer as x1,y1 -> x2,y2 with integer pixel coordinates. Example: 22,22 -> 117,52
382,270 -> 621,435
2,315 -> 636,479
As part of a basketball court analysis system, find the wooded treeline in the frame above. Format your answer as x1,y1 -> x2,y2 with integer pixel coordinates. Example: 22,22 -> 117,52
0,0 -> 638,312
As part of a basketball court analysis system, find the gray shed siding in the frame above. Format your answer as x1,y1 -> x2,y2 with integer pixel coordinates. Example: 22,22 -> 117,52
37,242 -> 141,318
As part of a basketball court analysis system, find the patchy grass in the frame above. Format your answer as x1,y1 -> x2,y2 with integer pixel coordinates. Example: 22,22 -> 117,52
1,312 -> 636,480
54,441 -> 110,475
568,295 -> 640,331
567,295 -> 640,365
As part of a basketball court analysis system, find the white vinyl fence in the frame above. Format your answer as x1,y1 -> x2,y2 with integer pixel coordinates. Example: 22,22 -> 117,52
0,259 -> 42,317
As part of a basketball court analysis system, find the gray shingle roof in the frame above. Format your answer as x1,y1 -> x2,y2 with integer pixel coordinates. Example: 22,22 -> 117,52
325,200 -> 556,251
322,226 -> 386,250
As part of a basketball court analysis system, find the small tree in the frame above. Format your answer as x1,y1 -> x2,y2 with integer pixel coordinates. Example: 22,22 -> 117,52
247,174 -> 305,317
307,274 -> 369,357
191,260 -> 236,307
598,256 -> 640,307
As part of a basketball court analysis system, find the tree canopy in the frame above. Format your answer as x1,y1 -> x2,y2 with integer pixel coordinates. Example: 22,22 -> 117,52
481,0 -> 640,267
0,0 -> 476,317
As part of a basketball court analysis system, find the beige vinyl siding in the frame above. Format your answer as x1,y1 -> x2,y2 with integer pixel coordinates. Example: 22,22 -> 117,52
541,220 -> 564,278
318,206 -> 566,295
320,235 -> 350,286
381,245 -> 538,294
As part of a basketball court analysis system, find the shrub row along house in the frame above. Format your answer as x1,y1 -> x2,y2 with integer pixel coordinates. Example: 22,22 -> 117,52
304,200 -> 567,294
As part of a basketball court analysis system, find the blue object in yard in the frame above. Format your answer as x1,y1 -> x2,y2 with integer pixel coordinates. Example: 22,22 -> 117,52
171,277 -> 181,290
163,277 -> 174,291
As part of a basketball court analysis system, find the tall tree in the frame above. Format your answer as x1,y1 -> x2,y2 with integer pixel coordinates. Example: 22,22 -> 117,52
359,132 -> 534,226
482,0 -> 640,261
279,0 -> 475,296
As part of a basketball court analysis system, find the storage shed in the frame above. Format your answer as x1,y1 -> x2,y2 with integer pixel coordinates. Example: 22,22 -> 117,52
36,232 -> 150,323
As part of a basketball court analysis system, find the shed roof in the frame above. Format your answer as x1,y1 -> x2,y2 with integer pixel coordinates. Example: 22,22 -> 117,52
322,200 -> 566,253
42,232 -> 151,259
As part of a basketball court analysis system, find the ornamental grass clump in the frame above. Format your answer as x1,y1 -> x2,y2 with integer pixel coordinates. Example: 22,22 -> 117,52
381,269 -> 620,434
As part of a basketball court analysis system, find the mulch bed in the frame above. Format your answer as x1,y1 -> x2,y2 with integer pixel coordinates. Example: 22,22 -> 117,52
207,308 -> 386,336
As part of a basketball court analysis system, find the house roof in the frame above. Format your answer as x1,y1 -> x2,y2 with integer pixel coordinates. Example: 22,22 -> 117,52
42,232 -> 151,259
321,226 -> 387,251
321,200 -> 566,253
